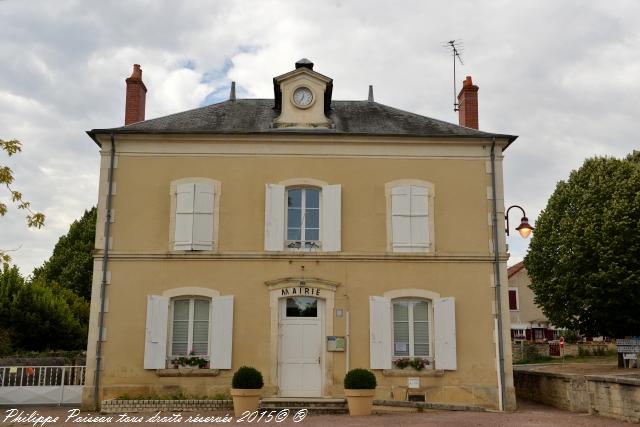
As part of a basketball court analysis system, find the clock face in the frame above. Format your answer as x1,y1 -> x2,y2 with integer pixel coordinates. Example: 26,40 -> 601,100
292,87 -> 314,108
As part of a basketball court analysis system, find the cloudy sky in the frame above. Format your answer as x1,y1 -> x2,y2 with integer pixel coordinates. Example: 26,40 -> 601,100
1,0 -> 638,275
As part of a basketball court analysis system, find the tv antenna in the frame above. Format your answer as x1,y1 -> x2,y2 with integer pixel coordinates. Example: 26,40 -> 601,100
443,39 -> 464,112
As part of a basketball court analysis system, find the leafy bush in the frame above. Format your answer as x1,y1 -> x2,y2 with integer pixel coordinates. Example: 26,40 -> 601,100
232,366 -> 264,389
578,346 -> 591,357
563,330 -> 580,344
344,369 -> 377,389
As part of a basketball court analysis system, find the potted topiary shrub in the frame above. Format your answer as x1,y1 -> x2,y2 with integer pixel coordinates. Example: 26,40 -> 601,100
344,368 -> 377,416
230,366 -> 264,416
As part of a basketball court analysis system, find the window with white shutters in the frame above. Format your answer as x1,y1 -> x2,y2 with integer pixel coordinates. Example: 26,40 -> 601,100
172,180 -> 217,251
171,298 -> 210,357
391,184 -> 430,252
144,291 -> 234,370
265,182 -> 341,252
369,293 -> 456,371
392,299 -> 431,358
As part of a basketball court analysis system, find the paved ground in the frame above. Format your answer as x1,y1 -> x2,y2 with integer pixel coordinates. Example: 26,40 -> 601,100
0,400 -> 632,426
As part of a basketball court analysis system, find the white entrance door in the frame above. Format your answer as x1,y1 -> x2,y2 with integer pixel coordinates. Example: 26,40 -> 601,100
278,296 -> 323,397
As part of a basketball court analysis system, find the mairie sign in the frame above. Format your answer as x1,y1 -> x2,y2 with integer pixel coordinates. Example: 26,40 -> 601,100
281,287 -> 321,297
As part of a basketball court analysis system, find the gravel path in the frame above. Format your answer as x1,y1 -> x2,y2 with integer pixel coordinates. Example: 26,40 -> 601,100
1,400 -> 631,427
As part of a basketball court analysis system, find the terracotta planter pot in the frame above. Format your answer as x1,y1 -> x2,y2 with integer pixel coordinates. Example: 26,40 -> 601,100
345,389 -> 375,416
230,388 -> 262,417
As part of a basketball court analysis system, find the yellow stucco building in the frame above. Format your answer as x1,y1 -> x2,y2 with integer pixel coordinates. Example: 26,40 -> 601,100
83,59 -> 518,410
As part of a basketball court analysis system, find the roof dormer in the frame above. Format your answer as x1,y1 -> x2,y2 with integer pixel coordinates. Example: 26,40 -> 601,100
272,59 -> 333,129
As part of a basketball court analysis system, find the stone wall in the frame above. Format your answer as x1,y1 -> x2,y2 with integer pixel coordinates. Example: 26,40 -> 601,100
514,368 -> 640,423
101,399 -> 233,413
513,370 -> 587,412
587,376 -> 640,423
512,343 -> 612,361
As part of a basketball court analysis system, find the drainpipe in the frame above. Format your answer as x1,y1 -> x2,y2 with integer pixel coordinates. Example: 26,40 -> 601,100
94,131 -> 116,410
345,311 -> 350,373
490,138 -> 507,410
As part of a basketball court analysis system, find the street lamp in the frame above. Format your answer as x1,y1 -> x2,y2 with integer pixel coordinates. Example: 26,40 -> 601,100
505,205 -> 534,238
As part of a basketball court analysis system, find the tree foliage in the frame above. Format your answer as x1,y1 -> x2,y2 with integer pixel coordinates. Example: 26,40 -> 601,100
1,138 -> 46,267
0,205 -> 96,354
0,265 -> 88,352
524,152 -> 640,337
33,207 -> 96,299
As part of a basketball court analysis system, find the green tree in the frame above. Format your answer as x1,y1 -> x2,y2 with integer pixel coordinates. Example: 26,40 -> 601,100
0,264 -> 89,352
32,207 -> 96,299
9,278 -> 87,351
1,139 -> 45,266
524,151 -> 640,337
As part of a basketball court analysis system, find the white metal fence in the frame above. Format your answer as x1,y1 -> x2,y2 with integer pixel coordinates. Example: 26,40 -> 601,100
0,366 -> 85,405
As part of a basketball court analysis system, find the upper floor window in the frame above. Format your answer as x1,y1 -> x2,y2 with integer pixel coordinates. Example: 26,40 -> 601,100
171,179 -> 220,251
264,180 -> 341,252
287,188 -> 320,250
508,288 -> 519,311
386,181 -> 435,253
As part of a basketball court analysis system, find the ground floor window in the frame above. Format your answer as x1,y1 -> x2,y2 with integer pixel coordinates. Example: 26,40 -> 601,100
533,329 -> 544,341
512,329 -> 526,339
392,299 -> 431,358
171,298 -> 210,356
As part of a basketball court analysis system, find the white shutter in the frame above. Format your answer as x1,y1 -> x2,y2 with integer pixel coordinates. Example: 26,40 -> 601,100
369,296 -> 392,369
434,297 -> 457,370
192,182 -> 214,250
410,185 -> 429,247
264,184 -> 285,251
174,183 -> 195,250
391,185 -> 411,250
210,295 -> 234,369
144,295 -> 169,369
321,184 -> 341,252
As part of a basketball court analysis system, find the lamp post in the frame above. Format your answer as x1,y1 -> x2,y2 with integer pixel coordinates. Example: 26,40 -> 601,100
505,205 -> 534,238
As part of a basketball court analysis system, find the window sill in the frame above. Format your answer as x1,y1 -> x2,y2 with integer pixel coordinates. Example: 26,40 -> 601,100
156,368 -> 220,377
382,368 -> 444,377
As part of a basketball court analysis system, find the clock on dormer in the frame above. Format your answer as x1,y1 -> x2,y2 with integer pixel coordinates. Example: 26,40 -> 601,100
292,86 -> 314,108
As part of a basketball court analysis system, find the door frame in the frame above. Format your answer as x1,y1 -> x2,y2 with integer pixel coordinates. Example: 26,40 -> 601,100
265,277 -> 340,397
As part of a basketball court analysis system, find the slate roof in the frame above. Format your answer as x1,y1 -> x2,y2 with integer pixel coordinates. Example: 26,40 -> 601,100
89,99 -> 516,143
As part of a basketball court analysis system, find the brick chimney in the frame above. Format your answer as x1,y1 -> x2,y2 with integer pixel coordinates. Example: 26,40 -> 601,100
457,75 -> 479,129
124,64 -> 147,125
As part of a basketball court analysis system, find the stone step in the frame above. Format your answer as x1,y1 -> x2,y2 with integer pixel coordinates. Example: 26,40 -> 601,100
259,398 -> 348,414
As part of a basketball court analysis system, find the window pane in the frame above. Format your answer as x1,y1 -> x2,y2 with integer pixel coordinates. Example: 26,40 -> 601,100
288,208 -> 302,228
173,300 -> 190,321
414,322 -> 429,345
288,189 -> 302,207
413,301 -> 429,321
286,297 -> 318,317
194,300 -> 209,321
305,229 -> 319,241
393,322 -> 410,356
172,319 -> 189,356
193,320 -> 209,342
287,228 -> 301,240
172,342 -> 188,356
414,343 -> 429,356
305,189 -> 319,208
305,209 -> 319,228
393,302 -> 409,322
191,342 -> 208,355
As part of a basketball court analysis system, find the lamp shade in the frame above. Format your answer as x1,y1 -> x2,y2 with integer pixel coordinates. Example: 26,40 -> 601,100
515,217 -> 534,238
